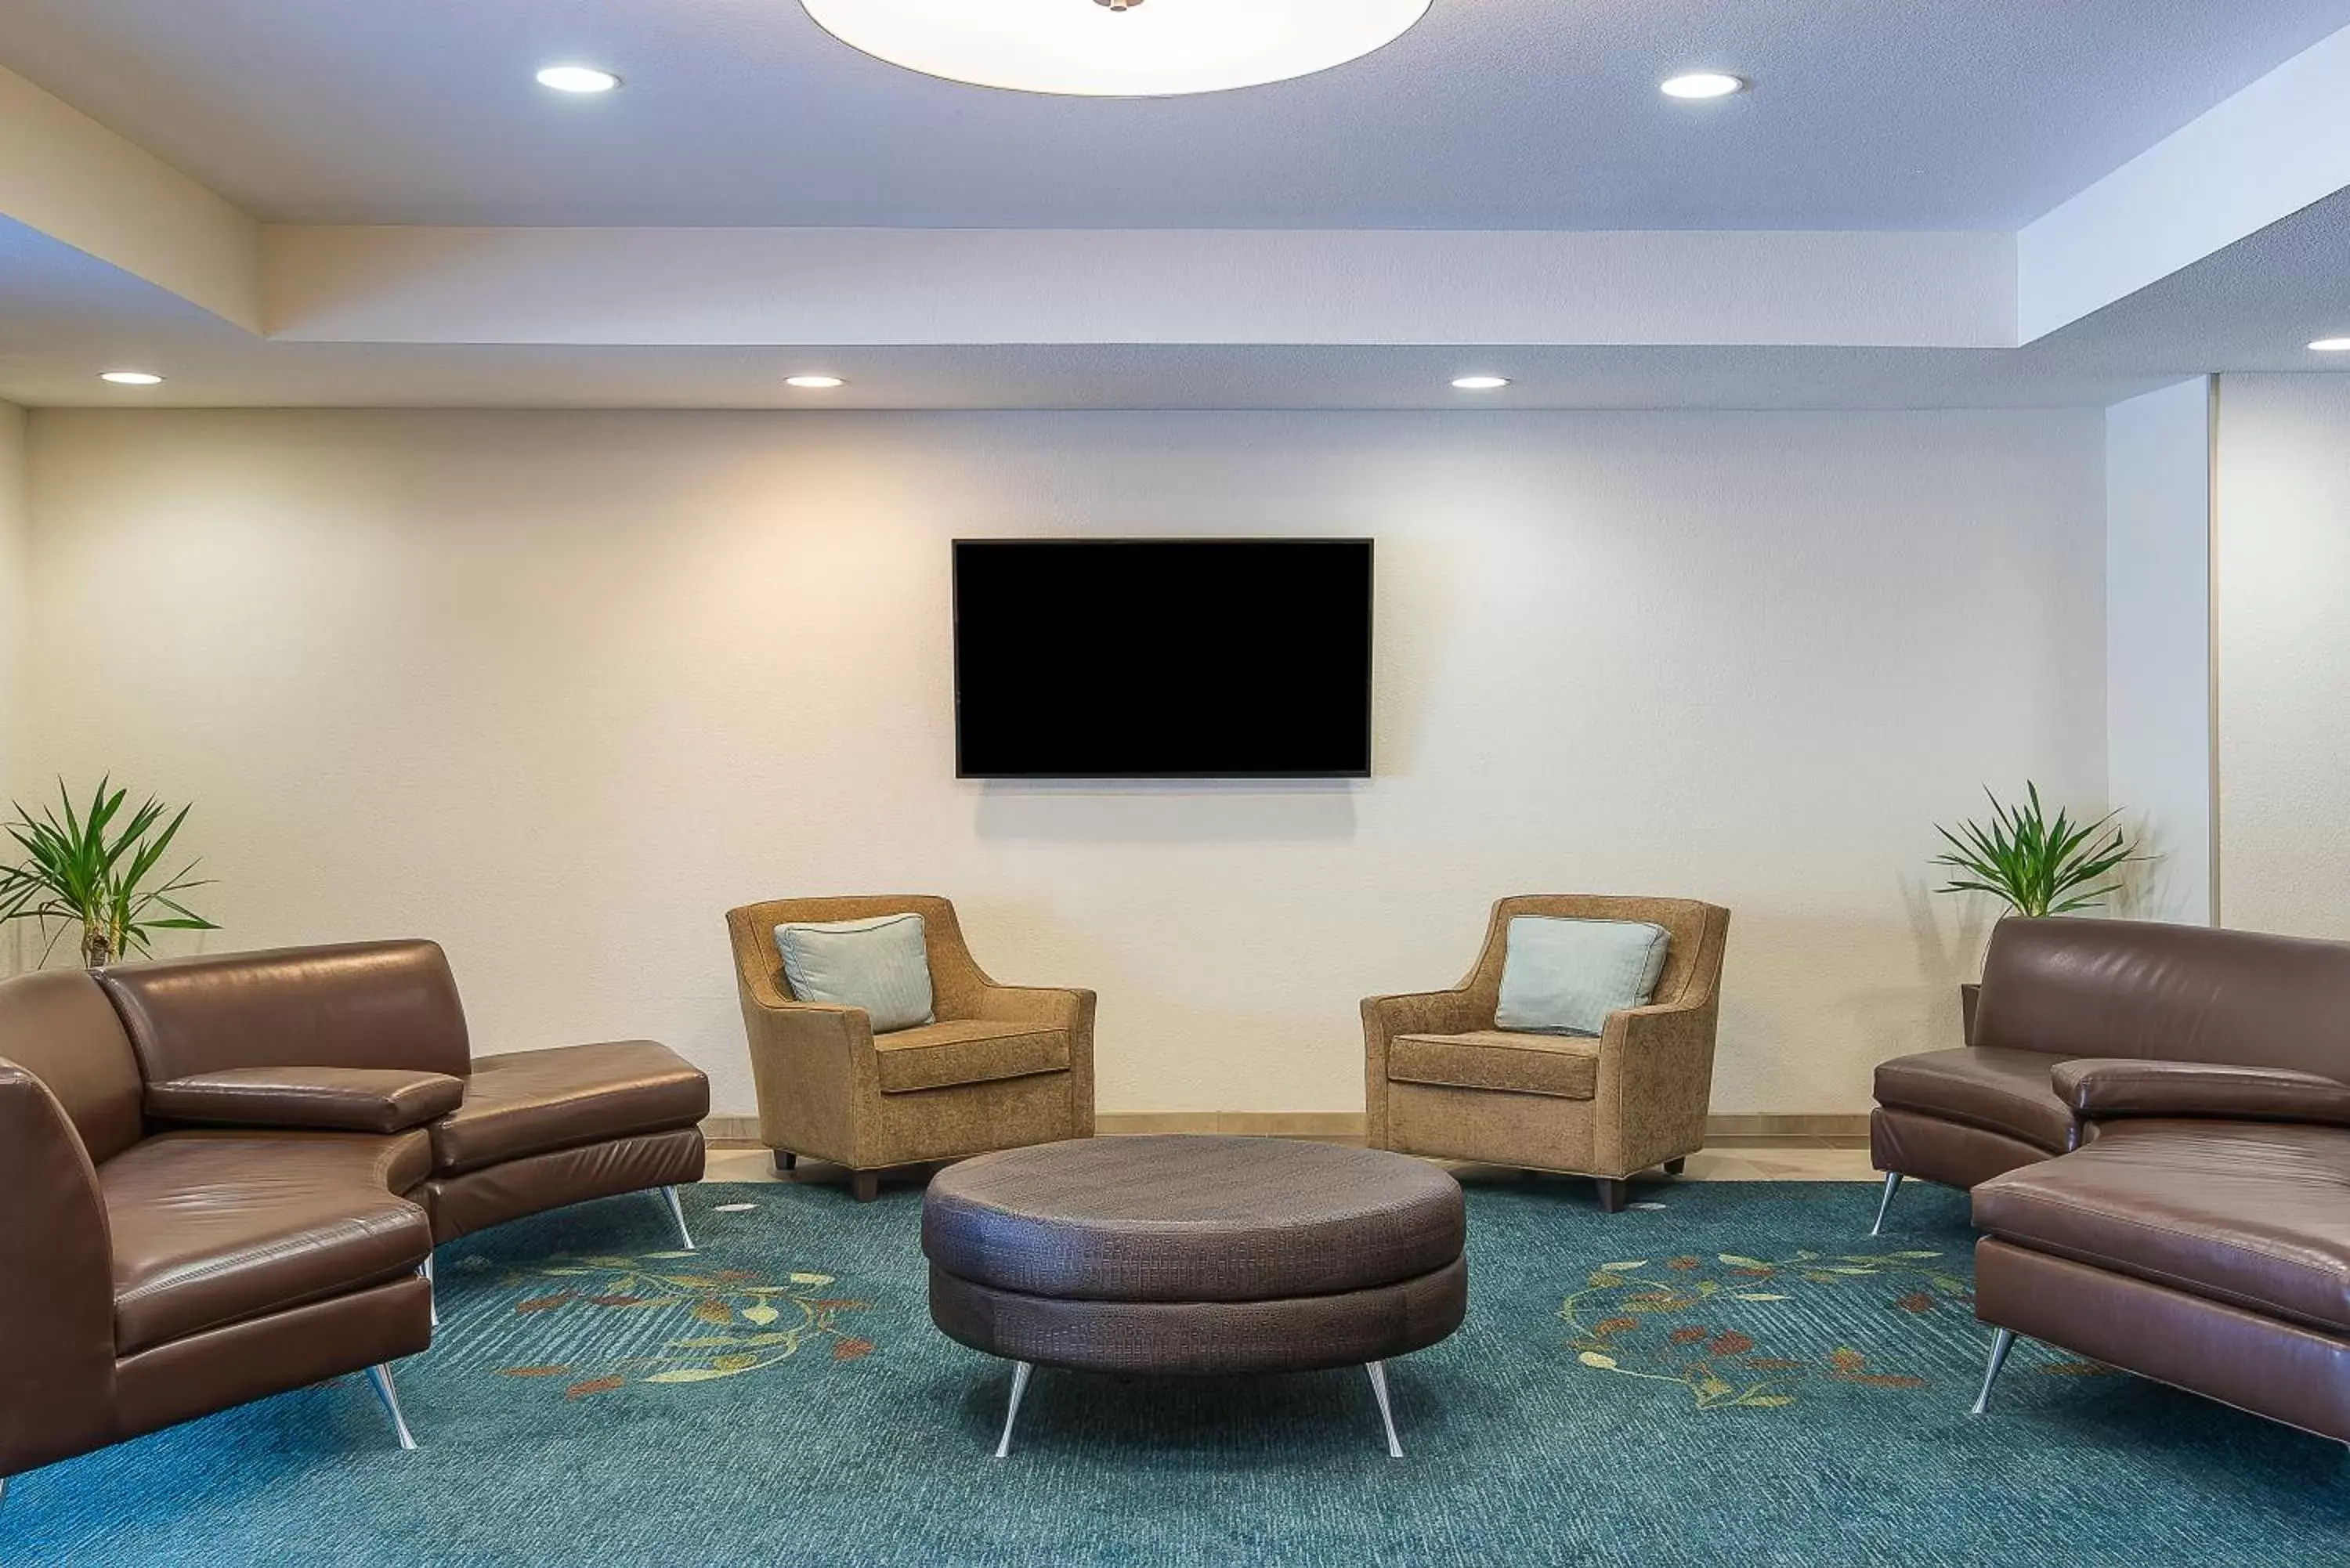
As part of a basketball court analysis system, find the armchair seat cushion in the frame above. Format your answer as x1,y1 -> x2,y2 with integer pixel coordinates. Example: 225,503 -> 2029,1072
1388,1030 -> 1600,1100
101,1131 -> 434,1353
431,1041 -> 709,1176
1873,1047 -> 2078,1153
875,1019 -> 1071,1095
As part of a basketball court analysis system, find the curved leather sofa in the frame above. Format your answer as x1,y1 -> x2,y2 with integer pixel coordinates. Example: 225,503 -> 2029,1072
0,941 -> 708,1494
1872,916 -> 2350,1444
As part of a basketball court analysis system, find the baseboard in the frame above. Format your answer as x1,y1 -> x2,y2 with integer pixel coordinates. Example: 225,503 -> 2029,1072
704,1111 -> 1872,1147
1094,1111 -> 1369,1137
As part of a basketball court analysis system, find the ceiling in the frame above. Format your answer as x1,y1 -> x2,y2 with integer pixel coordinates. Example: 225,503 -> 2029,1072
2,0 -> 2345,230
7,189 -> 2348,413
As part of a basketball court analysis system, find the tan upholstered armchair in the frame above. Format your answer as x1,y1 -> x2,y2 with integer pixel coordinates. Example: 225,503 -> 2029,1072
1363,894 -> 1731,1212
725,896 -> 1095,1200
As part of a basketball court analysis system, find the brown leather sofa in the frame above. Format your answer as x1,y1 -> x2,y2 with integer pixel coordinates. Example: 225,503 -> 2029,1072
0,940 -> 708,1498
1872,916 -> 2350,1445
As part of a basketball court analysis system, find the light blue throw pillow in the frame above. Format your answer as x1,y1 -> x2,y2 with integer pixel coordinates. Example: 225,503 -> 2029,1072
774,913 -> 937,1033
1494,916 -> 1672,1037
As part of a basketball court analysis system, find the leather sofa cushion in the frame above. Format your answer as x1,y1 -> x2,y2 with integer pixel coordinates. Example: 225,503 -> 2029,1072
101,1131 -> 434,1353
430,1040 -> 709,1176
98,940 -> 472,1082
1975,1119 -> 2350,1335
1872,1047 -> 2078,1152
147,1067 -> 465,1134
2052,1058 -> 2350,1126
1388,1031 -> 1600,1100
1974,916 -> 2350,1079
873,1020 -> 1069,1094
0,968 -> 147,1164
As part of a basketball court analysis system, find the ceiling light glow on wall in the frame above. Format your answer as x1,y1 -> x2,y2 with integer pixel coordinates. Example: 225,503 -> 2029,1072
1451,376 -> 1509,391
99,370 -> 164,385
786,375 -> 848,389
536,65 -> 621,93
1661,72 -> 1746,99
2311,338 -> 2350,353
799,0 -> 1431,97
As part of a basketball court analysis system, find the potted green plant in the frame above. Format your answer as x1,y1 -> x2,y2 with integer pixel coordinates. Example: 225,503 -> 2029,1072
0,779 -> 219,968
1932,782 -> 2147,1040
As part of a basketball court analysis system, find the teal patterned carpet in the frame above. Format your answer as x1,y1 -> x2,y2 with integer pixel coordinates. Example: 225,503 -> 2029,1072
5,1177 -> 2345,1566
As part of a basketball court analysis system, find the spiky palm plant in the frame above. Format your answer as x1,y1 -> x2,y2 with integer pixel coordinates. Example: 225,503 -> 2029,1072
1932,782 -> 2145,919
0,779 -> 219,967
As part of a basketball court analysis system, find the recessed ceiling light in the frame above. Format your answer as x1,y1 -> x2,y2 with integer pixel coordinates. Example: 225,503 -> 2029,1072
99,370 -> 164,385
786,374 -> 847,389
536,64 -> 621,94
799,0 -> 1430,97
1451,376 -> 1509,392
1661,71 -> 1747,100
2312,338 -> 2350,353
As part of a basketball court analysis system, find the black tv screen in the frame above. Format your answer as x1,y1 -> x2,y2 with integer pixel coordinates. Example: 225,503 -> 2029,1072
953,539 -> 1373,779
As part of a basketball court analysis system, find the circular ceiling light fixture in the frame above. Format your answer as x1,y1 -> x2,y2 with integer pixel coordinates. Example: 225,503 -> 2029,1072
1451,375 -> 1509,391
1661,71 -> 1746,100
536,64 -> 622,93
785,374 -> 847,388
2311,337 -> 2350,353
800,0 -> 1432,98
99,370 -> 164,385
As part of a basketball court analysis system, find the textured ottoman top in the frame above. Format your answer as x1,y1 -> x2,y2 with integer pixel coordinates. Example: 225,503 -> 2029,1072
922,1135 -> 1466,1304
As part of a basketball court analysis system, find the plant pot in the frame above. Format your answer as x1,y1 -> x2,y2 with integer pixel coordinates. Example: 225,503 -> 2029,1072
1959,982 -> 1981,1046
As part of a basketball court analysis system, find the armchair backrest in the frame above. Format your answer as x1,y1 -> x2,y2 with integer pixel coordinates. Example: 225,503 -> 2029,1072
96,940 -> 472,1084
0,968 -> 146,1163
725,895 -> 995,1018
1975,916 -> 2350,1075
1466,895 -> 1731,1018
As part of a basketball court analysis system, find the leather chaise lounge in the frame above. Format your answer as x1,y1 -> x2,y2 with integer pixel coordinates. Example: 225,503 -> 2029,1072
0,940 -> 709,1500
1871,916 -> 2350,1445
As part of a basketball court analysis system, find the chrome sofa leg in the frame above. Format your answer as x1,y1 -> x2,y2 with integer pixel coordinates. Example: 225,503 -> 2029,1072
1970,1328 -> 2017,1416
1366,1360 -> 1405,1459
994,1361 -> 1034,1459
1,1475 -> 9,1505
420,1252 -> 437,1328
660,1185 -> 696,1251
1870,1171 -> 1903,1236
367,1364 -> 418,1451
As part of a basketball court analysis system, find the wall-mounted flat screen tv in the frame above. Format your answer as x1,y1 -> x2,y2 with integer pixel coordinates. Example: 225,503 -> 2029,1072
953,538 -> 1374,779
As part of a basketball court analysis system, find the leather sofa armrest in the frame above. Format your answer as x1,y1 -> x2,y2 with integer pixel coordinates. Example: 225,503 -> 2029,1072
146,1065 -> 466,1134
0,1062 -> 120,1475
2053,1057 -> 2350,1126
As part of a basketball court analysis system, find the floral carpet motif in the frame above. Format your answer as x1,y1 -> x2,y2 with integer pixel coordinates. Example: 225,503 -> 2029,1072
1561,1241 -> 2111,1411
461,1249 -> 875,1400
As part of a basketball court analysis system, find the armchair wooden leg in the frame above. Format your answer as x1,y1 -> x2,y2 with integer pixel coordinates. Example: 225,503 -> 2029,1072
1664,1157 -> 1687,1176
851,1171 -> 880,1202
1595,1178 -> 1629,1213
772,1150 -> 797,1175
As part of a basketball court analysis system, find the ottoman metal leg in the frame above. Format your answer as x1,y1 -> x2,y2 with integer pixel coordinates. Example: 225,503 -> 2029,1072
994,1361 -> 1033,1459
1366,1360 -> 1405,1458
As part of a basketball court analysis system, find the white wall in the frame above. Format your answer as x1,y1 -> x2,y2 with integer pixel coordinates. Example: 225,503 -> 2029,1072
21,408 -> 2106,1117
2105,379 -> 2214,924
0,402 -> 23,976
2216,374 -> 2350,937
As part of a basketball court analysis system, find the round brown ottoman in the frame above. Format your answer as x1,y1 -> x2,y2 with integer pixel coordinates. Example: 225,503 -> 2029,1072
922,1135 -> 1466,1457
